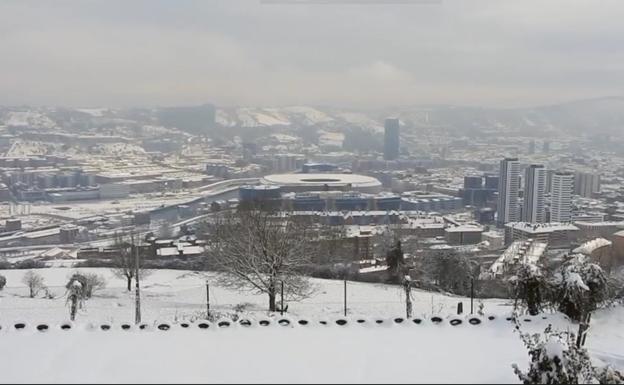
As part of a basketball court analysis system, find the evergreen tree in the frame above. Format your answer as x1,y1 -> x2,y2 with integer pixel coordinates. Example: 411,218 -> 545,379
510,263 -> 547,316
386,240 -> 405,279
426,251 -> 475,295
551,254 -> 609,322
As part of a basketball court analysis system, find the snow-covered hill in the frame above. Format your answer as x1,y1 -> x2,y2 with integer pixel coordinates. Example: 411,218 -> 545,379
0,268 -> 622,383
217,106 -> 336,128
3,110 -> 57,129
0,314 -> 569,384
2,97 -> 624,136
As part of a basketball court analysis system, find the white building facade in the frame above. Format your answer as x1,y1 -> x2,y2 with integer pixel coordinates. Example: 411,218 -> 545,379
551,171 -> 574,223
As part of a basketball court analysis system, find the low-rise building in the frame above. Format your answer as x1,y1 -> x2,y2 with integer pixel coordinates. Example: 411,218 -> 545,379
574,221 -> 624,241
504,222 -> 579,248
444,225 -> 484,245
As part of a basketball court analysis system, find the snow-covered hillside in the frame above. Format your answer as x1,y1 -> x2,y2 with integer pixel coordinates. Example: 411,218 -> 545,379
0,268 -> 509,322
216,106 -> 382,131
3,97 -> 624,136
5,139 -> 64,157
0,268 -> 622,383
0,314 -> 570,384
4,111 -> 57,129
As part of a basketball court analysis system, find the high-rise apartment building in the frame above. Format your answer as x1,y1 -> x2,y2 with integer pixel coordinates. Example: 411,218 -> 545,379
574,171 -> 601,198
523,164 -> 547,223
464,176 -> 483,189
542,141 -> 550,154
551,171 -> 574,223
383,118 -> 400,161
497,158 -> 521,226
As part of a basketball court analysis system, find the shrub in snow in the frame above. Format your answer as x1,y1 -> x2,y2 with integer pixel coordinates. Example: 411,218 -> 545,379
425,251 -> 476,296
550,254 -> 609,322
0,274 -> 6,291
513,325 -> 624,384
477,301 -> 485,316
43,288 -> 55,299
509,263 -> 548,316
206,310 -> 240,323
595,366 -> 624,384
22,271 -> 45,298
232,302 -> 254,314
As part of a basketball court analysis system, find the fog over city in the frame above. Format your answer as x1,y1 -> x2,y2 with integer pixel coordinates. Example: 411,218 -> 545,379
1,1 -> 624,384
1,0 -> 623,108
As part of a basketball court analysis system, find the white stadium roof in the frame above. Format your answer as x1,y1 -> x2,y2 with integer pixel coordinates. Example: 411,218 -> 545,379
261,173 -> 382,193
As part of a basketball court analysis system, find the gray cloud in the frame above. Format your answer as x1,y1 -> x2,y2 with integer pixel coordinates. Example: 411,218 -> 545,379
0,0 -> 623,108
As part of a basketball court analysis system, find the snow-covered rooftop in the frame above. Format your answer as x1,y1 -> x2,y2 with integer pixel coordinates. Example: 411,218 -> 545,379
488,240 -> 547,276
573,238 -> 613,255
445,225 -> 484,233
505,222 -> 579,234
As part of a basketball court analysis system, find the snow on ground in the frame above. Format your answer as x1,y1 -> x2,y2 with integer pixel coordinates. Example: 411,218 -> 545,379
0,316 -> 561,384
92,142 -> 147,156
75,108 -> 109,117
0,268 -> 510,323
319,131 -> 345,148
334,112 -> 384,133
280,106 -> 334,125
0,268 -> 623,383
573,238 -> 612,255
4,111 -> 56,128
5,139 -> 60,157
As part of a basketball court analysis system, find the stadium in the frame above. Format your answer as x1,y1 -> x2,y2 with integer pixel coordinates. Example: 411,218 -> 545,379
260,173 -> 382,194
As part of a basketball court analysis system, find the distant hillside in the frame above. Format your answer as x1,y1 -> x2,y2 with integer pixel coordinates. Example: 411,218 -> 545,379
215,97 -> 624,137
1,97 -> 623,137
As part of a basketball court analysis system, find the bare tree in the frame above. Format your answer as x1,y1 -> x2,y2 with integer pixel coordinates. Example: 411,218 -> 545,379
204,207 -> 317,312
84,273 -> 107,298
22,271 -> 45,298
111,232 -> 151,291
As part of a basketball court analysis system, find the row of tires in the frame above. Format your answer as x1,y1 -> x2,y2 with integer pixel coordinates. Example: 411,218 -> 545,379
0,315 -> 547,333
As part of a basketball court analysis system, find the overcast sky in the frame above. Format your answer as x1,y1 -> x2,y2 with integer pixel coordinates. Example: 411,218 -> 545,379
0,0 -> 623,108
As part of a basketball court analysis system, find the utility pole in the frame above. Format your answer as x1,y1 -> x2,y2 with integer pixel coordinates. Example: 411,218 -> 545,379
70,295 -> 78,321
206,281 -> 210,318
280,281 -> 285,316
470,277 -> 474,314
404,277 -> 413,319
343,276 -> 348,317
134,238 -> 142,325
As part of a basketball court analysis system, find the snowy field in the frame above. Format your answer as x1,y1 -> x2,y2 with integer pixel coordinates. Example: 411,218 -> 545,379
0,268 -> 623,383
0,268 -> 511,323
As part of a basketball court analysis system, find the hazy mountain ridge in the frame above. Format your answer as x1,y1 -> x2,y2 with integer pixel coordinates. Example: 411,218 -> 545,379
1,97 -> 623,137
